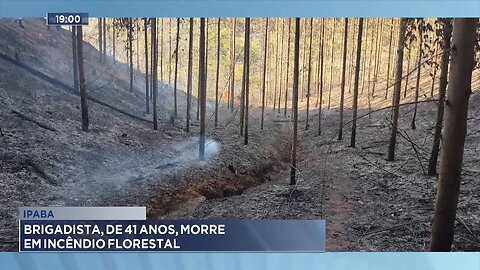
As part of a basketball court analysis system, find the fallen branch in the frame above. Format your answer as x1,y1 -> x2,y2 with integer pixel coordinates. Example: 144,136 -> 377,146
87,96 -> 153,124
25,159 -> 57,186
456,217 -> 480,243
11,110 -> 56,132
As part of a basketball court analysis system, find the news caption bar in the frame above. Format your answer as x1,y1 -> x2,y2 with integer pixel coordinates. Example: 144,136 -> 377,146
19,207 -> 325,252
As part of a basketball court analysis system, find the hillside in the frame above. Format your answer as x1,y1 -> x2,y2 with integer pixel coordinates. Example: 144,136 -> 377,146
0,18 -> 479,252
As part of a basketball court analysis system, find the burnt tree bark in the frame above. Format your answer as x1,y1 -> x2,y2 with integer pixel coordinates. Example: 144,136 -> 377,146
387,18 -> 407,161
199,18 -> 207,160
338,18 -> 348,140
290,18 -> 300,185
186,18 -> 194,133
76,26 -> 89,132
151,18 -> 158,130
261,18 -> 269,130
427,19 -> 453,176
430,18 -> 478,251
214,18 -> 221,128
144,18 -> 150,114
243,18 -> 251,145
350,18 -> 363,148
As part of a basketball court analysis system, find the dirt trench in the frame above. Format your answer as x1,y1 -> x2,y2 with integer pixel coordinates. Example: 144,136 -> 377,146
147,122 -> 294,220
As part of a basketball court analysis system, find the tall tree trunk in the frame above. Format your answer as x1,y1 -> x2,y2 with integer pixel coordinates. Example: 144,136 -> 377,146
366,19 -> 375,96
411,23 -> 423,130
278,19 -> 285,113
387,18 -> 407,161
129,18 -> 134,93
290,18 -> 300,185
160,19 -> 164,93
199,18 -> 207,160
135,19 -> 139,70
403,47 -> 412,98
215,18 -> 221,128
174,18 -> 180,119
76,26 -> 89,132
350,18 -> 364,148
144,18 -> 150,114
151,18 -> 158,130
229,18 -> 236,111
430,18 -> 477,251
71,27 -> 79,93
315,18 -> 322,107
318,18 -> 325,136
243,18 -> 251,145
338,18 -> 349,140
300,19 -> 307,102
385,18 -> 395,99
430,42 -> 439,97
261,18 -> 269,130
98,18 -> 103,62
328,19 -> 336,110
112,24 -> 116,62
186,18 -> 194,133
205,18 -> 209,102
360,19 -> 369,95
372,18 -> 383,97
169,18 -> 172,87
284,19 -> 292,116
347,19 -> 356,95
305,18 -> 313,130
273,19 -> 279,112
102,19 -> 107,63
428,19 -> 453,176
240,18 -> 248,135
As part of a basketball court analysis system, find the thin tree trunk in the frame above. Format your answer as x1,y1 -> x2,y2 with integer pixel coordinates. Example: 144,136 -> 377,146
174,18 -> 180,119
431,42 -> 439,97
186,18 -> 194,132
240,18 -> 248,136
76,26 -> 89,132
71,27 -> 79,93
151,18 -> 158,130
199,18 -> 207,160
129,18 -> 134,93
385,18 -> 394,99
112,24 -> 116,62
198,18 -> 207,160
403,47 -> 412,98
328,19 -> 336,109
315,18 -> 322,107
273,19 -> 279,111
244,18 -> 251,145
229,18 -> 236,111
261,18 -> 269,130
290,18 -> 300,185
102,19 -> 107,63
300,19 -> 307,102
215,18 -> 221,128
136,19 -> 139,69
427,19 -> 453,176
387,18 -> 407,161
169,18 -> 172,87
372,18 -> 383,97
284,18 -> 292,116
350,18 -> 364,148
305,18 -> 313,130
411,24 -> 423,130
144,18 -> 150,114
430,18 -> 477,251
278,19 -> 285,114
98,18 -> 103,62
318,18 -> 325,136
338,18 -> 348,140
